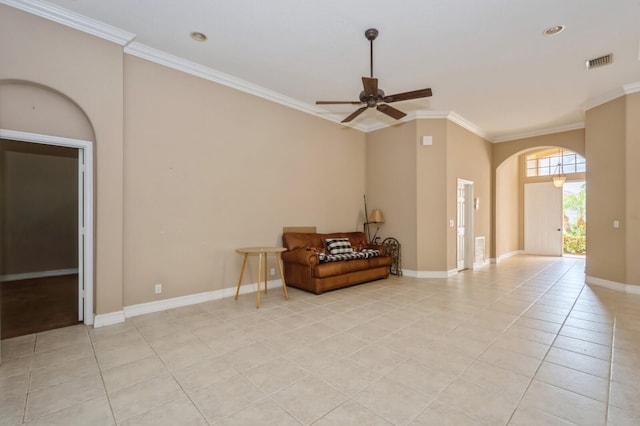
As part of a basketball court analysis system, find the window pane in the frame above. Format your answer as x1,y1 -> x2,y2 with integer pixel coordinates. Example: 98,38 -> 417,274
563,153 -> 575,165
576,163 -> 586,172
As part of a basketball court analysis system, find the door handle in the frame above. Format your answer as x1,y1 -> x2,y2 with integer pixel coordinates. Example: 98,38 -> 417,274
557,229 -> 562,231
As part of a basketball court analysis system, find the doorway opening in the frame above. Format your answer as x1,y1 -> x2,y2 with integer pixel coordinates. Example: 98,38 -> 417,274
0,129 -> 94,338
563,181 -> 586,256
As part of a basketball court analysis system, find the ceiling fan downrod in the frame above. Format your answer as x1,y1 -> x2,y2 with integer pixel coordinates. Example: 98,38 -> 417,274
365,28 -> 379,78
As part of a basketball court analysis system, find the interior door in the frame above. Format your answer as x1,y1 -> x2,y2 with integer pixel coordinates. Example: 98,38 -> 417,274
524,182 -> 563,255
457,179 -> 474,271
457,182 -> 466,270
78,149 -> 84,321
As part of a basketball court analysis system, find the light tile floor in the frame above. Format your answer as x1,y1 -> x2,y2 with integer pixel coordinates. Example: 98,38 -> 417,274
2,256 -> 640,425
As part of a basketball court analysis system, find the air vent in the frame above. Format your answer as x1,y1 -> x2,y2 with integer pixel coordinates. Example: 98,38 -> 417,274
586,54 -> 612,70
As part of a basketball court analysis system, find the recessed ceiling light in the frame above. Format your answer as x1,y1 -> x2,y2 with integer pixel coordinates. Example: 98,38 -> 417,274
543,25 -> 565,37
190,32 -> 208,42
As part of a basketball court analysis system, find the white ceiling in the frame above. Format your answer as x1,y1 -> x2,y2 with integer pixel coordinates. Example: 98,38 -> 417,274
10,0 -> 640,141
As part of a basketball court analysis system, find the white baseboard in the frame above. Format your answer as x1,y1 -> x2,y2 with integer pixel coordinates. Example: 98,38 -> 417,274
402,269 -> 458,278
93,279 -> 284,328
0,268 -> 79,282
493,250 -> 524,264
473,259 -> 491,269
93,310 -> 126,328
585,275 -> 640,295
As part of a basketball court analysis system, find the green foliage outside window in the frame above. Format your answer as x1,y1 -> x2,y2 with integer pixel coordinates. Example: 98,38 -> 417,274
563,183 -> 586,254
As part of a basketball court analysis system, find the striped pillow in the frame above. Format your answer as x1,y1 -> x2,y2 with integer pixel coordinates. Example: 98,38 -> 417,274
325,238 -> 353,255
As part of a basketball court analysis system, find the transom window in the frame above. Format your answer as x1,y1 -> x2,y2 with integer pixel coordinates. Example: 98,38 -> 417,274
526,148 -> 585,177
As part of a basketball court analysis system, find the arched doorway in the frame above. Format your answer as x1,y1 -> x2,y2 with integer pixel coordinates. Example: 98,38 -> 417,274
0,82 -> 95,339
495,143 -> 586,262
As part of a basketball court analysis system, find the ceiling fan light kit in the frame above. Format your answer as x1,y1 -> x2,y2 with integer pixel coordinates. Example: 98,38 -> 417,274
316,28 -> 432,123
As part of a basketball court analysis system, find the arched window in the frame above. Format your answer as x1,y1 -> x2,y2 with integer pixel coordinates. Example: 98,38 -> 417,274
525,148 -> 585,177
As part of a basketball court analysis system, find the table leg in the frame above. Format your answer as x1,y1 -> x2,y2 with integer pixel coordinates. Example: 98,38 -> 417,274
256,253 -> 262,309
235,253 -> 248,300
264,253 -> 268,294
276,253 -> 289,300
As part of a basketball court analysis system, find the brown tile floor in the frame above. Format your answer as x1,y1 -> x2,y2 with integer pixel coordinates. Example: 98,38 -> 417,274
1,255 -> 640,425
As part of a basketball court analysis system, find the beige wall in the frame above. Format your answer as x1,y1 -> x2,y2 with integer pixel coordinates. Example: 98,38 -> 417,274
0,84 -> 94,141
122,56 -> 365,305
495,154 -> 519,258
445,121 -> 493,270
366,119 -> 492,273
366,122 -> 418,269
416,120 -> 448,271
1,4 -> 127,314
585,97 -> 626,284
0,4 -> 364,313
1,141 -> 78,275
626,93 -> 640,286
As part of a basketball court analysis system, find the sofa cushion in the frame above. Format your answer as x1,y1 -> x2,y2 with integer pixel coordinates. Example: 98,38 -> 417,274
317,249 -> 380,263
325,238 -> 354,254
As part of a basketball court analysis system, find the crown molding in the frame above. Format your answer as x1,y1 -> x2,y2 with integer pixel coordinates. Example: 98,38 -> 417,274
0,0 -> 135,45
414,110 -> 450,120
356,110 -> 491,140
492,122 -> 585,143
623,81 -> 640,94
447,111 -> 491,141
581,81 -> 640,111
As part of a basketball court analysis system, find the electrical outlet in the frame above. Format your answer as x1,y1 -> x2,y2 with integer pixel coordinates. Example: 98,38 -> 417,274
154,284 -> 162,294
270,267 -> 275,276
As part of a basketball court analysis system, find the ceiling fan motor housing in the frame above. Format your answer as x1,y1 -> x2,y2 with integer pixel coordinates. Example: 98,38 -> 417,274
360,89 -> 386,107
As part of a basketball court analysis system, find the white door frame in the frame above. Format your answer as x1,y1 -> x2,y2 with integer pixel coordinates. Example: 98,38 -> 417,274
457,179 -> 474,271
0,129 -> 94,325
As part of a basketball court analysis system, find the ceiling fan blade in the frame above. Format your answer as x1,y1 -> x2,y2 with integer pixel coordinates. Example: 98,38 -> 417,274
342,106 -> 368,123
316,101 -> 363,105
362,77 -> 378,97
383,88 -> 432,103
377,104 -> 407,120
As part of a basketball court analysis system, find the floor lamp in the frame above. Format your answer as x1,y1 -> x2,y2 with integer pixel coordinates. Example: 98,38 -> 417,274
365,209 -> 385,244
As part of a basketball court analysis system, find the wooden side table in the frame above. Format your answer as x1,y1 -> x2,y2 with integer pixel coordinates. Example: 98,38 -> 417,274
235,247 -> 288,308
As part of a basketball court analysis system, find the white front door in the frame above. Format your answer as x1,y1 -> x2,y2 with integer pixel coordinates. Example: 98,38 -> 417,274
524,182 -> 563,255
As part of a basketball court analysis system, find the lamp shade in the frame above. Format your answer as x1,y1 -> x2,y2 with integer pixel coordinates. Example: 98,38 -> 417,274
368,209 -> 385,223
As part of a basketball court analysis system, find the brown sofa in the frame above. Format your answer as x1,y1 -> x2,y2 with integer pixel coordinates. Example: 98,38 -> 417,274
281,231 -> 391,294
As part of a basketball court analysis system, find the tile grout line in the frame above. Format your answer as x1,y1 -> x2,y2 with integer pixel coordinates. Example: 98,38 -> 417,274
504,260 -> 592,424
604,299 -> 617,426
20,334 -> 36,425
88,326 -> 119,425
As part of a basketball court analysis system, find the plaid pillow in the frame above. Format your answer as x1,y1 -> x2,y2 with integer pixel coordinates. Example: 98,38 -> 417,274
325,238 -> 353,255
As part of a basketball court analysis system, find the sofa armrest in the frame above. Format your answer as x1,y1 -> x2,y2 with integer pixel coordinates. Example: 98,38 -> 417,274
366,244 -> 387,256
281,248 -> 319,266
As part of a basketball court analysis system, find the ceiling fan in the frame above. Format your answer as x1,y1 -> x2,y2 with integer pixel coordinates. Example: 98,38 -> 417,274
316,28 -> 433,123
